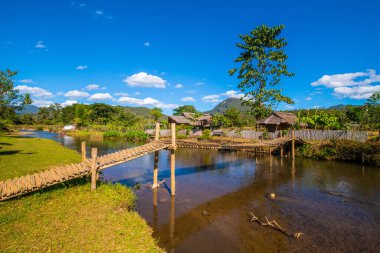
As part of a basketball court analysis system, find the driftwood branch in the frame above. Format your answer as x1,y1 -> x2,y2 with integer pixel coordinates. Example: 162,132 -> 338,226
249,212 -> 304,239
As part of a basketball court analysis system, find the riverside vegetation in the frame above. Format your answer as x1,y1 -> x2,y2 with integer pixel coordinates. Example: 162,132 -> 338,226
0,135 -> 163,252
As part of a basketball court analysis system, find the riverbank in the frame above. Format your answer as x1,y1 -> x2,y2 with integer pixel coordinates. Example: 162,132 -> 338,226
0,135 -> 163,252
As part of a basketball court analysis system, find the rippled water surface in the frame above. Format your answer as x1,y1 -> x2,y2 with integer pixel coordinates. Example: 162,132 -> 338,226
24,131 -> 380,253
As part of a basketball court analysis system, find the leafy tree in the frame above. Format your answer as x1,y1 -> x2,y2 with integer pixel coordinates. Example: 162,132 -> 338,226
0,69 -> 32,120
224,107 -> 244,127
211,113 -> 232,128
229,25 -> 294,119
88,103 -> 116,125
149,107 -> 163,122
173,105 -> 199,116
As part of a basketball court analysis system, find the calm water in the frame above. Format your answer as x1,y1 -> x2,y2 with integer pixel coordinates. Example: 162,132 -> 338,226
23,131 -> 380,253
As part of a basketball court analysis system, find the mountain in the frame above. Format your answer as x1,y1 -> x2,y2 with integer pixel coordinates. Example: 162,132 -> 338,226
204,98 -> 251,115
327,104 -> 360,110
15,105 -> 39,114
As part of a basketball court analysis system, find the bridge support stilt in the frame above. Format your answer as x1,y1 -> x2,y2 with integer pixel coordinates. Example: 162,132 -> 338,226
292,130 -> 295,160
91,148 -> 98,191
280,145 -> 284,158
170,123 -> 176,196
81,142 -> 86,161
152,151 -> 159,188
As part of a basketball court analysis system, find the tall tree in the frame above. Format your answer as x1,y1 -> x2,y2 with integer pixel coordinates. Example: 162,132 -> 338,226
0,69 -> 32,120
229,24 -> 294,119
149,108 -> 163,122
173,105 -> 199,116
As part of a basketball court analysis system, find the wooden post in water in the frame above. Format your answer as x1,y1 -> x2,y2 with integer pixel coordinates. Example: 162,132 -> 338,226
170,123 -> 176,195
280,145 -> 284,158
291,130 -> 295,160
81,142 -> 86,161
153,151 -> 159,188
170,195 -> 175,250
91,148 -> 98,191
154,122 -> 160,141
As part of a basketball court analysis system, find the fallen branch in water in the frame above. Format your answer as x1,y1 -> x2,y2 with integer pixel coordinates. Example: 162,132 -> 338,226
150,179 -> 166,189
249,212 -> 304,239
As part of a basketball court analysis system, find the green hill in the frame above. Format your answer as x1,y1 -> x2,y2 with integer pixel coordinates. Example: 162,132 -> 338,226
15,105 -> 39,115
204,98 -> 251,115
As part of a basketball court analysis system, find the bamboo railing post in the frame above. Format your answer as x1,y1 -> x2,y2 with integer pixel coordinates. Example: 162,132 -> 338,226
81,142 -> 86,161
171,123 -> 176,149
170,150 -> 176,196
292,130 -> 295,160
152,151 -> 159,188
91,148 -> 98,191
154,122 -> 160,141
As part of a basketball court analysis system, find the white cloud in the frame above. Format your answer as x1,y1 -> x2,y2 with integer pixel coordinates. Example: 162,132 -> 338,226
76,65 -> 88,70
202,94 -> 221,103
32,100 -> 54,107
202,90 -> 244,103
333,85 -> 380,99
95,10 -> 104,16
88,93 -> 113,101
143,42 -> 150,47
135,92 -> 141,96
223,90 -> 244,99
123,72 -> 166,88
311,69 -> 380,100
61,100 -> 78,107
19,79 -> 34,84
15,85 -> 54,98
118,96 -> 178,109
65,90 -> 89,99
181,96 -> 196,102
114,92 -> 129,97
35,41 -> 46,49
305,97 -> 312,101
86,84 -> 105,90
195,82 -> 205,86
175,84 -> 183,88
186,90 -> 197,94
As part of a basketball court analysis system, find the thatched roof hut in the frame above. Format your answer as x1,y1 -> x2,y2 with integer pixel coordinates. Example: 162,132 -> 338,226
257,112 -> 297,132
168,113 -> 212,128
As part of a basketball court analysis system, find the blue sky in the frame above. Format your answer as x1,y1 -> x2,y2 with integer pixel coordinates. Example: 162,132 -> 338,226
1,0 -> 380,114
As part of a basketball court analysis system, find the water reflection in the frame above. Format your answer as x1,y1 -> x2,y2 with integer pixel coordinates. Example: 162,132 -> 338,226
23,130 -> 380,253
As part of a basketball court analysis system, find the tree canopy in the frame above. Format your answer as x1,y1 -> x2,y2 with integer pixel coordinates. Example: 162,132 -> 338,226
173,105 -> 199,116
229,24 -> 294,119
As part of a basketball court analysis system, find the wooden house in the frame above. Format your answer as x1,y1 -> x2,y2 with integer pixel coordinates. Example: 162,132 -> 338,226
257,112 -> 297,132
168,113 -> 212,128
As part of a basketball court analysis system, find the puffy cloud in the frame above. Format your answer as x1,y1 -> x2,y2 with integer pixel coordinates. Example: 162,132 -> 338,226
195,82 -> 205,86
76,65 -> 88,70
223,90 -> 244,99
143,42 -> 150,47
202,90 -> 244,103
32,100 -> 54,107
113,92 -> 129,97
333,85 -> 380,99
61,100 -> 78,107
305,97 -> 312,101
35,41 -> 46,49
86,84 -> 105,90
65,90 -> 89,99
14,85 -> 54,98
19,79 -> 34,84
181,96 -> 196,102
311,69 -> 380,100
123,72 -> 166,88
175,84 -> 183,88
117,96 -> 178,109
88,93 -> 113,101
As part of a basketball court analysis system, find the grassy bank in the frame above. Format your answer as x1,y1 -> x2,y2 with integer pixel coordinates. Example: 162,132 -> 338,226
297,139 -> 380,166
0,136 -> 81,180
0,135 -> 163,252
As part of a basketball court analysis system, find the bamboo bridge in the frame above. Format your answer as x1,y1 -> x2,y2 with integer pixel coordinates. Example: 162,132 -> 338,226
0,123 -> 301,201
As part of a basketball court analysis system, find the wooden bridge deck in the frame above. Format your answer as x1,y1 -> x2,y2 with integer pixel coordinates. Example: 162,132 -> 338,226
0,141 -> 169,201
0,136 -> 299,201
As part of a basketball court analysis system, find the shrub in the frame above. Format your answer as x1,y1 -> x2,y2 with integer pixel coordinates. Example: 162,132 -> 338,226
198,129 -> 211,140
124,130 -> 149,142
103,130 -> 122,138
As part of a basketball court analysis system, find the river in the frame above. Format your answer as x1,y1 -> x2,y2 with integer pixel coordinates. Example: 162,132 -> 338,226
22,130 -> 380,253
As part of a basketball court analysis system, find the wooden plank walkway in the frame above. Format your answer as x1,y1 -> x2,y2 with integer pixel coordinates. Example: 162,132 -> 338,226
0,141 -> 169,201
164,137 -> 297,150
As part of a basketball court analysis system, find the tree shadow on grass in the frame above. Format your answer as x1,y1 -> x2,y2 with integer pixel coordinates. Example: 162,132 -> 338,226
0,150 -> 36,156
0,142 -> 12,146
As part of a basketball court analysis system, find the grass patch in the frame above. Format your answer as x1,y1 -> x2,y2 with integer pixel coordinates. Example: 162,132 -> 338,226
0,182 -> 162,252
0,136 -> 81,180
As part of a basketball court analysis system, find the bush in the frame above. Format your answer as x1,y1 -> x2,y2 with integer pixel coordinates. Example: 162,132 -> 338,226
36,126 -> 44,131
198,129 -> 211,140
124,130 -> 149,142
103,130 -> 122,138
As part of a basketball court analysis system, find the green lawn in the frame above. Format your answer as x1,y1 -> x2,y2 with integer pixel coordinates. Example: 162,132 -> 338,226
0,135 -> 163,252
0,136 -> 81,180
